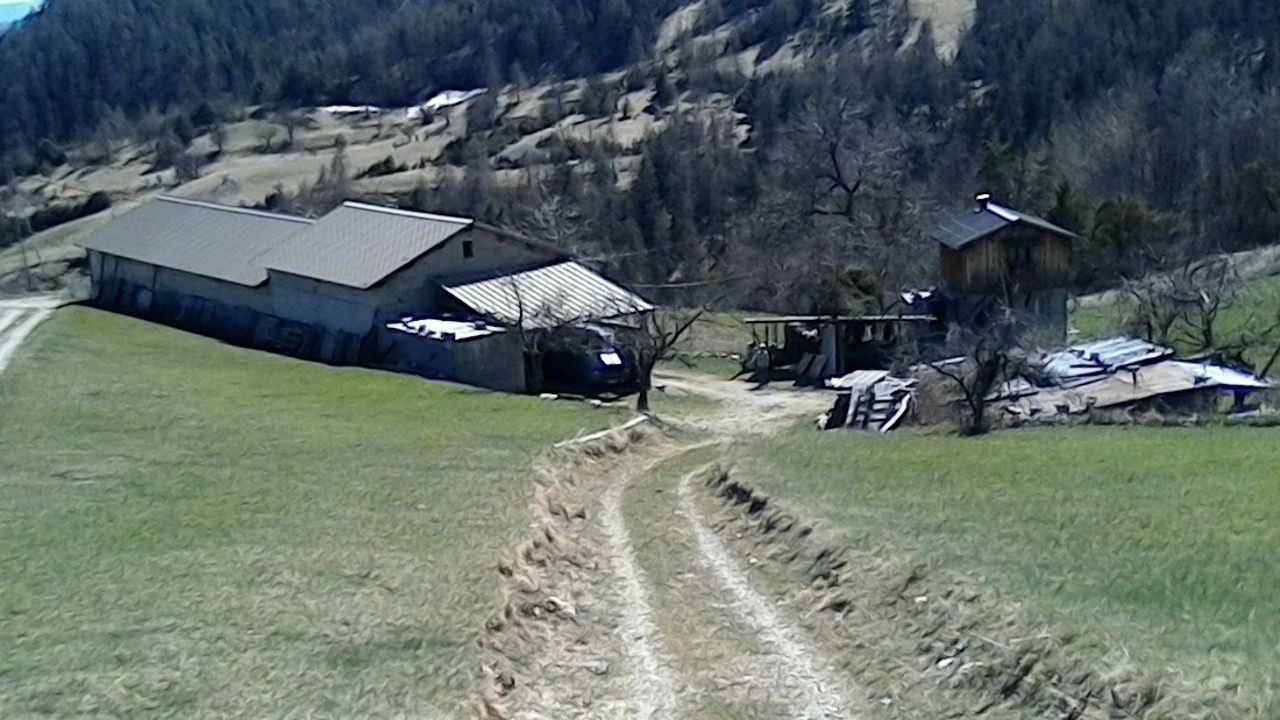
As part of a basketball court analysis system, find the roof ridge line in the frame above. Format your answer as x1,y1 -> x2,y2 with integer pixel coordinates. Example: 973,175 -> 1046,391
339,201 -> 475,225
156,195 -> 314,224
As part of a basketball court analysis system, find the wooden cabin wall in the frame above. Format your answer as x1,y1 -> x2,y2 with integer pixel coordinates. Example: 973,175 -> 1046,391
941,229 -> 1071,294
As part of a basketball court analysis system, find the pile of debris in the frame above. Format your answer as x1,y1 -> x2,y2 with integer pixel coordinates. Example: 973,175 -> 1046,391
819,370 -> 916,432
817,336 -> 1273,433
1003,337 -> 1272,419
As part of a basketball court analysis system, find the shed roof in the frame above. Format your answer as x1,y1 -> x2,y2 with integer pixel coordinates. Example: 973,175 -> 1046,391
264,202 -> 475,288
79,196 -> 314,286
930,201 -> 1076,250
443,261 -> 654,328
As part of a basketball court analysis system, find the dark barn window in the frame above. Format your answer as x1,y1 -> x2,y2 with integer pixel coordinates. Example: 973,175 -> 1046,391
463,240 -> 475,259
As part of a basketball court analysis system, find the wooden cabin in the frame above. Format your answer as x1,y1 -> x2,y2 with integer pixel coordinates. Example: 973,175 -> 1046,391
930,194 -> 1077,339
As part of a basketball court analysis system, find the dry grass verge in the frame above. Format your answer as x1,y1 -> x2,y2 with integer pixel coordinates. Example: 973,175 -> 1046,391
470,420 -> 662,719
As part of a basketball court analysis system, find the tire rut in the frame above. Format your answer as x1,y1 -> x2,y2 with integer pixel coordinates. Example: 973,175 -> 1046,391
676,466 -> 856,720
599,451 -> 683,719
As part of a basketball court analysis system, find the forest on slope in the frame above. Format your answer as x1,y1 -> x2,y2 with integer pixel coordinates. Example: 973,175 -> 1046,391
3,0 -> 1280,312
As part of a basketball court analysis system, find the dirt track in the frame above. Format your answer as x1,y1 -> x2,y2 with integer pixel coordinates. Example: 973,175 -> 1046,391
473,376 -> 860,719
0,294 -> 60,378
471,371 -> 1216,720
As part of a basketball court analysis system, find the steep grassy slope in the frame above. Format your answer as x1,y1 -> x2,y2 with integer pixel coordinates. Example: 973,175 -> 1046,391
0,308 -> 619,717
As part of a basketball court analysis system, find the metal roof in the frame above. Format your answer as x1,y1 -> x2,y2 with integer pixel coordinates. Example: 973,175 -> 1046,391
826,370 -> 890,391
930,201 -> 1076,250
1010,359 -> 1269,415
79,196 -> 314,286
443,261 -> 654,328
265,202 -> 474,288
385,316 -> 506,342
1042,337 -> 1174,386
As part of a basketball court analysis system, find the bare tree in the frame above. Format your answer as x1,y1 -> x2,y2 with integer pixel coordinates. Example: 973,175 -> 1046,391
255,123 -> 281,153
279,110 -> 306,149
911,314 -> 1026,436
1123,253 -> 1246,355
761,92 -> 939,311
616,307 -> 703,413
0,182 -> 35,291
516,193 -> 586,255
210,122 -> 227,155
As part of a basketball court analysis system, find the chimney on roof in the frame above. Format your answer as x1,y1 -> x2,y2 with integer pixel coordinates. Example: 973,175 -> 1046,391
974,193 -> 992,212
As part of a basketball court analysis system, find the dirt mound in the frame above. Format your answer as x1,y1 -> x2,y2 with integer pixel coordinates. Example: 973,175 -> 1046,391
696,466 -> 1260,720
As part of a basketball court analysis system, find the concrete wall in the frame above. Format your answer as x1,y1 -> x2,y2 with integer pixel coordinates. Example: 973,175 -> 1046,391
92,253 -> 271,313
452,332 -> 527,393
420,227 -> 558,281
90,251 -> 273,345
377,328 -> 527,393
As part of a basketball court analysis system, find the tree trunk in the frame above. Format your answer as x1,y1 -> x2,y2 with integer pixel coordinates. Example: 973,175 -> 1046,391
635,364 -> 652,413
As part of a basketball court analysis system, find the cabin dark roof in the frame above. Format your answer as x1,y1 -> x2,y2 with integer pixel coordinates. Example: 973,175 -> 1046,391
79,196 -> 314,286
929,201 -> 1077,250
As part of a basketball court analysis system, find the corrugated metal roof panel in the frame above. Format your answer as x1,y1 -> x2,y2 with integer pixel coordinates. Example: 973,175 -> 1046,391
1042,337 -> 1174,383
79,196 -> 313,286
1011,359 -> 1268,415
264,202 -> 473,288
443,261 -> 653,328
826,370 -> 890,392
929,202 -> 1076,250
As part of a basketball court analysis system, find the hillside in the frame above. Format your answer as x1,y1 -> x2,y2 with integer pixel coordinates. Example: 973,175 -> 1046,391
4,0 -> 1280,314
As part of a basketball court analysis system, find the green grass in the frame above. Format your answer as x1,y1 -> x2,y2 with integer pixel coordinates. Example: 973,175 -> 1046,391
1073,275 -> 1280,360
0,307 -> 621,717
740,426 -> 1280,691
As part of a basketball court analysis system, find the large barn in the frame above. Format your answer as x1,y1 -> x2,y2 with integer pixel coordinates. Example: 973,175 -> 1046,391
81,196 -> 652,392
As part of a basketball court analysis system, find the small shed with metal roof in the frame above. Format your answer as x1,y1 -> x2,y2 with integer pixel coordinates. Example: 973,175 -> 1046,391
442,260 -> 653,328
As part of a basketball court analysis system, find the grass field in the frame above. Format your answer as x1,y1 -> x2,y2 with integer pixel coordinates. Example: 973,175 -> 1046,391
1073,275 -> 1280,368
739,426 -> 1280,694
0,307 -> 621,717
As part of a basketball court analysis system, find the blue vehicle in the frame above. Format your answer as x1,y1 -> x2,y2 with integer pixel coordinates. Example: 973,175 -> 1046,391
541,322 -> 637,396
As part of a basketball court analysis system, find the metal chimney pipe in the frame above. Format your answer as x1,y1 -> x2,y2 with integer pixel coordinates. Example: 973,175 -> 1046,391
974,192 -> 992,212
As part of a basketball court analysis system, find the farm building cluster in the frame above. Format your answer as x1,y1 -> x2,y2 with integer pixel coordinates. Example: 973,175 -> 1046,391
80,196 -> 652,393
745,194 -> 1079,384
734,193 -> 1273,430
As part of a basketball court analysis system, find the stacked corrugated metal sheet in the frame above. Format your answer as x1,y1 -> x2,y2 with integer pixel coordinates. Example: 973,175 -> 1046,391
820,371 -> 916,432
1008,336 -> 1270,416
